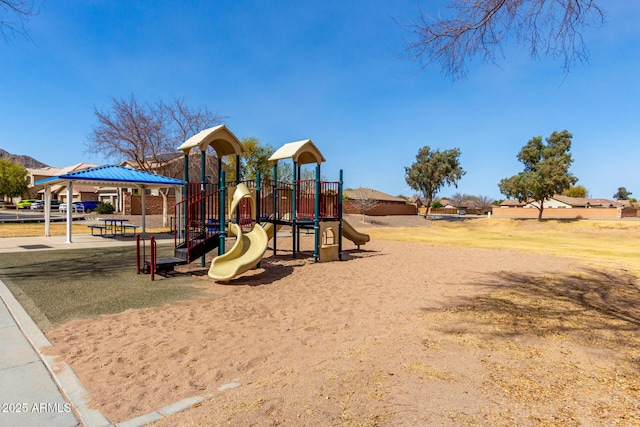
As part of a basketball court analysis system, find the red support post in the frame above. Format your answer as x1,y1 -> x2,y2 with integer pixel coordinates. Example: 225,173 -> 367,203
150,236 -> 156,281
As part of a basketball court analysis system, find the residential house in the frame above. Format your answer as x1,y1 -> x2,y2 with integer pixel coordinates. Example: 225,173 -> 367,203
28,163 -> 101,202
343,188 -> 416,216
495,195 -> 630,219
25,151 -> 222,214
499,195 -> 626,209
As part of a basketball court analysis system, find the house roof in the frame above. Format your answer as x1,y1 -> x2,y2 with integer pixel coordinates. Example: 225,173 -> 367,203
344,188 -> 405,203
36,184 -> 97,195
500,195 -> 626,208
35,165 -> 185,188
553,195 -> 625,207
500,199 -> 527,207
268,140 -> 326,165
177,124 -> 244,158
29,162 -> 101,177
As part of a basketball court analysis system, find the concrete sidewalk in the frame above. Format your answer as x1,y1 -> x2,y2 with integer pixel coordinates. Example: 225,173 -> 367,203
0,278 -> 110,427
0,233 -> 175,253
0,233 -> 173,426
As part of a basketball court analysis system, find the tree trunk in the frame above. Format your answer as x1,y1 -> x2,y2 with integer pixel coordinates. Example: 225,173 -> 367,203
424,196 -> 433,218
537,201 -> 544,221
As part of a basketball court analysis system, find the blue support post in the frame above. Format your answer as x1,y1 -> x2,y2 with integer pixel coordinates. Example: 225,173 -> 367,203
256,172 -> 262,269
292,163 -> 298,258
296,164 -> 302,255
339,169 -> 343,261
235,154 -> 241,223
219,170 -> 226,255
272,163 -> 278,255
314,164 -> 320,263
200,150 -> 206,267
235,155 -> 241,184
256,172 -> 262,224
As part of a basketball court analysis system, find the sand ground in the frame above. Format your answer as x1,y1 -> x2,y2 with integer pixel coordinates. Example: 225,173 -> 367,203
44,216 -> 640,426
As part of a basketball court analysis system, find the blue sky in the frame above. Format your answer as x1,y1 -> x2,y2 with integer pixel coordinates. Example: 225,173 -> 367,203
1,1 -> 638,200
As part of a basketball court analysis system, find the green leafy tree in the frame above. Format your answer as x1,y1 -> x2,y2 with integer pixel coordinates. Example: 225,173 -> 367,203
405,146 -> 466,213
0,158 -> 28,201
226,137 -> 273,182
498,130 -> 577,221
613,187 -> 632,200
95,201 -> 116,214
562,185 -> 588,198
226,137 -> 293,183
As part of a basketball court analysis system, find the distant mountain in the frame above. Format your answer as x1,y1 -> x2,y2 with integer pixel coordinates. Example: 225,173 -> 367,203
0,149 -> 49,169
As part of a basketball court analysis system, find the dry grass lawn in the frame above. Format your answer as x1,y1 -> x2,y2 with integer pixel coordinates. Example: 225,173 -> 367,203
0,222 -> 170,237
367,217 -> 640,276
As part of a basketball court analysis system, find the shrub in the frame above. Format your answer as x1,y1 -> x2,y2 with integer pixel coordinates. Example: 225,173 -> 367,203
95,202 -> 116,214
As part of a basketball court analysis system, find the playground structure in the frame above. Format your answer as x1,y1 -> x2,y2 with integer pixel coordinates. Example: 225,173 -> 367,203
137,124 -> 369,281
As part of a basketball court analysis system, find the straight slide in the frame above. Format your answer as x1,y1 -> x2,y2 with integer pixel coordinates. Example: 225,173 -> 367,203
342,219 -> 370,246
261,221 -> 283,240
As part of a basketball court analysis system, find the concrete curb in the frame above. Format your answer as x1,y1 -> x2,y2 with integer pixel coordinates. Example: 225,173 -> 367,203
0,278 -> 111,427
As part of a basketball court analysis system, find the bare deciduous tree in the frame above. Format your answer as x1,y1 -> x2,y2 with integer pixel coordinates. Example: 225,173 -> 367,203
350,189 -> 380,223
403,0 -> 606,79
87,95 -> 225,226
1,0 -> 39,43
474,195 -> 494,214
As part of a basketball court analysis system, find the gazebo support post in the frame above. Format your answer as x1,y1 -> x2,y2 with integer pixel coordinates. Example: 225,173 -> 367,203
183,150 -> 190,242
65,181 -> 73,243
140,185 -> 147,233
44,186 -> 51,237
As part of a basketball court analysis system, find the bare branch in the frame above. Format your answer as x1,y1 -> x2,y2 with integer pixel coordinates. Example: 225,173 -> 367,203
350,189 -> 380,223
0,0 -> 38,44
402,0 -> 606,79
86,94 -> 225,176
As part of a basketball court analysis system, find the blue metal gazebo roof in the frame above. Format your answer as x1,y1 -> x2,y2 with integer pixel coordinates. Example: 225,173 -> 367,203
35,165 -> 185,187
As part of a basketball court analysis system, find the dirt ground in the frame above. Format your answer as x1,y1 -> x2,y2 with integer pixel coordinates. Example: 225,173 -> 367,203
44,216 -> 640,426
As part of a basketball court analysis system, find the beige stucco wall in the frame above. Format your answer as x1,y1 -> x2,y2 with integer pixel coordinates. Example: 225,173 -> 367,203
343,200 -> 416,216
492,207 -> 621,219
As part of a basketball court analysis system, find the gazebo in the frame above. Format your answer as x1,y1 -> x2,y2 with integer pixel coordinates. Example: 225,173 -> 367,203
35,165 -> 185,243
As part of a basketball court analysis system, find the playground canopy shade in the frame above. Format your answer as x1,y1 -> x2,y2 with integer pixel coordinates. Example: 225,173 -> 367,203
35,165 -> 185,243
176,124 -> 245,157
268,140 -> 326,165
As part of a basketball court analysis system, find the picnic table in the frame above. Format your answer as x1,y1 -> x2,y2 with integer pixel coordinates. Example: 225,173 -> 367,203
88,218 -> 140,237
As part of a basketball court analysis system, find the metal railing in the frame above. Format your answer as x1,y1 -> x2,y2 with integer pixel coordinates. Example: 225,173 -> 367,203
136,234 -> 157,281
175,185 -> 221,259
